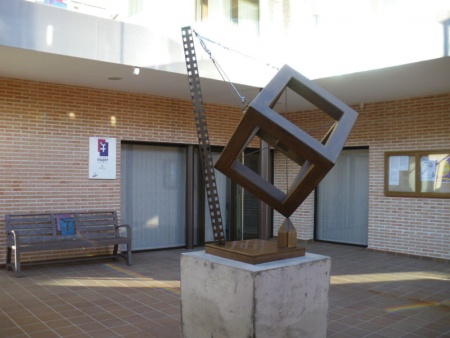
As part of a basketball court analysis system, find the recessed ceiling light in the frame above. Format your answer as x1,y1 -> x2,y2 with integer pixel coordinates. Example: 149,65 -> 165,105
108,76 -> 122,80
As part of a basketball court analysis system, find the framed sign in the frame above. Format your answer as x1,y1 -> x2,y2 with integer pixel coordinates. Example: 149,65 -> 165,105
385,150 -> 450,197
89,137 -> 116,179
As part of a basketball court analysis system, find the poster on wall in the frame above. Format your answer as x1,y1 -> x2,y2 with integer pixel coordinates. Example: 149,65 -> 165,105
420,157 -> 437,182
438,157 -> 450,183
388,156 -> 409,186
89,137 -> 116,179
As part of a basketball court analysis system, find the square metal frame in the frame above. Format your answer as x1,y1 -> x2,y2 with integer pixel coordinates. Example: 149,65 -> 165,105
215,65 -> 358,217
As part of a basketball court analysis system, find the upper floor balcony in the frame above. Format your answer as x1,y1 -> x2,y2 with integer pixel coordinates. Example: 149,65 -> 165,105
2,0 -> 450,111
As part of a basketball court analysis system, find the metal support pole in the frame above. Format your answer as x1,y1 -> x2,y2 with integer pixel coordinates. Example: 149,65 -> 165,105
181,26 -> 225,244
259,140 -> 271,240
185,145 -> 194,249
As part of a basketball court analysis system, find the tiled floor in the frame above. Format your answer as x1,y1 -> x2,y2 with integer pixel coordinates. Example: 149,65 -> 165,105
0,242 -> 449,337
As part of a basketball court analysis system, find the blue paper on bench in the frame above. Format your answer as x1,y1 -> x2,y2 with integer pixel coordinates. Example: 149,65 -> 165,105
60,217 -> 75,235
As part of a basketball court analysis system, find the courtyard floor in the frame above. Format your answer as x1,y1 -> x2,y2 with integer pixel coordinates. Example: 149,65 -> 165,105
0,242 -> 449,337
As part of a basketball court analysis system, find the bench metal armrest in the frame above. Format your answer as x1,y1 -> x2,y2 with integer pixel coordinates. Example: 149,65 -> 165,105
9,230 -> 21,247
116,224 -> 132,238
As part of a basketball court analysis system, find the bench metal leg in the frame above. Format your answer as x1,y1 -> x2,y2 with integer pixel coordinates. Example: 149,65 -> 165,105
116,244 -> 132,266
14,249 -> 24,277
112,244 -> 119,261
6,247 -> 12,271
126,243 -> 132,266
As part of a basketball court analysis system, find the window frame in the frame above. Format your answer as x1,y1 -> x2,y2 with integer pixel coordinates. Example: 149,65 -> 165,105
384,150 -> 450,198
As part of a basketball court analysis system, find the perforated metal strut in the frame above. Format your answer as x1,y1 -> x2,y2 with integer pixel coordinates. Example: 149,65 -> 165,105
181,26 -> 225,244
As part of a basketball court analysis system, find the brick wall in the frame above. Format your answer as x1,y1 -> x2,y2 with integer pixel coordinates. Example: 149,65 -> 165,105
279,94 -> 450,260
0,77 -> 243,264
1,77 -> 449,262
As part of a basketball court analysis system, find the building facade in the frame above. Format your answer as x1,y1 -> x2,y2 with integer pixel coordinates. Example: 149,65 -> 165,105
1,1 -> 450,263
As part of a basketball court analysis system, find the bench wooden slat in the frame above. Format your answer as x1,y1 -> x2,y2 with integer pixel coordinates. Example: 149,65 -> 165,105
7,217 -> 53,223
75,212 -> 116,219
77,219 -> 115,225
78,234 -> 118,240
15,237 -> 130,250
6,215 -> 54,229
77,225 -> 117,230
78,217 -> 116,224
10,229 -> 54,235
11,234 -> 56,241
6,214 -> 53,222
78,226 -> 117,233
6,226 -> 54,236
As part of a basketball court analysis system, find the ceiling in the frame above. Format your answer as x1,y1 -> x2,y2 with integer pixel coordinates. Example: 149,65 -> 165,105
0,45 -> 449,112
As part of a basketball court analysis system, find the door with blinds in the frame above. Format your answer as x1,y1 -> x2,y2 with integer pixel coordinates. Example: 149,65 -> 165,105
200,149 -> 262,243
316,148 -> 369,245
121,143 -> 186,250
240,151 -> 260,240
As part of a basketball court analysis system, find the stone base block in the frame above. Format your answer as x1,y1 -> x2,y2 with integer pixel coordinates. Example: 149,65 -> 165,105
181,251 -> 330,338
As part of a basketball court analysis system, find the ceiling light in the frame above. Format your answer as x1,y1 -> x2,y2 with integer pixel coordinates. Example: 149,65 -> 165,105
133,67 -> 140,75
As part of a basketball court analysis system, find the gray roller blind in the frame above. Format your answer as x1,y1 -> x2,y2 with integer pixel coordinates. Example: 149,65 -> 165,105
121,144 -> 186,250
316,149 -> 369,245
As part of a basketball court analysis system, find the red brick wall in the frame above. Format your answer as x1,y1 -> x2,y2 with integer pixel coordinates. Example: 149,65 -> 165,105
1,77 -> 449,262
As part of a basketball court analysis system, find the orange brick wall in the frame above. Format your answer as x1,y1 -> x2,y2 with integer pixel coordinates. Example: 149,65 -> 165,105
0,77 -> 243,264
1,76 -> 449,262
280,94 -> 450,260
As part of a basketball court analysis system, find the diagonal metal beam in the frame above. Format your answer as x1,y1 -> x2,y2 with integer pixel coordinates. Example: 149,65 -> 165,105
181,26 -> 225,244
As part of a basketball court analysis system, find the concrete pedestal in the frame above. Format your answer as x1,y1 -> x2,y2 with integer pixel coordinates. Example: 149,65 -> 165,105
181,251 -> 330,338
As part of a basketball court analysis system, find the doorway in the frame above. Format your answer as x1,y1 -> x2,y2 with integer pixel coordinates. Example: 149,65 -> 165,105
121,143 -> 186,250
316,148 -> 369,245
199,149 -> 262,243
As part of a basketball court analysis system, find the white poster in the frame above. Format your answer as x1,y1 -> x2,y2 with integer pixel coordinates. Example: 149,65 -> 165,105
420,158 -> 437,182
388,156 -> 400,186
89,137 -> 116,179
388,156 -> 409,186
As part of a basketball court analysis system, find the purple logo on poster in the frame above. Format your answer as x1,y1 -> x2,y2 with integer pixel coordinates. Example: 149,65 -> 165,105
98,139 -> 108,156
443,158 -> 450,182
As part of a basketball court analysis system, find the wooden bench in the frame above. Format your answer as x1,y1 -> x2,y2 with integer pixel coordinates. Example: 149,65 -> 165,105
5,211 -> 132,277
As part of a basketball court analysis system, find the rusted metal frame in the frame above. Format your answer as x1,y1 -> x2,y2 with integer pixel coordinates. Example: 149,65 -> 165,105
215,64 -> 358,218
259,140 -> 271,240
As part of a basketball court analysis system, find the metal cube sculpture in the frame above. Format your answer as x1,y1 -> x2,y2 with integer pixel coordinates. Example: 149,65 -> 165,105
215,65 -> 358,218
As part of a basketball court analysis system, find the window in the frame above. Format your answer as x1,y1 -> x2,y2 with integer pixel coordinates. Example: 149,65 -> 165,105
197,0 -> 259,35
385,150 -> 450,197
128,0 -> 143,16
33,0 -> 68,9
443,18 -> 450,56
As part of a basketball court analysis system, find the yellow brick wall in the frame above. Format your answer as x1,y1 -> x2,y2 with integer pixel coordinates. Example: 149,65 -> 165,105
1,76 -> 449,262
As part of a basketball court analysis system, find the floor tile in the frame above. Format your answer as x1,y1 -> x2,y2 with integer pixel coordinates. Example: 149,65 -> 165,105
0,242 -> 448,337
